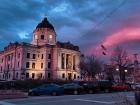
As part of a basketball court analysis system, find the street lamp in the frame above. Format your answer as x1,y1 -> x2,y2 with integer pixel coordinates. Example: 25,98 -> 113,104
125,69 -> 128,73
116,68 -> 119,71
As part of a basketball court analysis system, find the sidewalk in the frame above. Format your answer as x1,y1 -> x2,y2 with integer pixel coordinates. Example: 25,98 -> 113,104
0,101 -> 16,105
0,90 -> 28,99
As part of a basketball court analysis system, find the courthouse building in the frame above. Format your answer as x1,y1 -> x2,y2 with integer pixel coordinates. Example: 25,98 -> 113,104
0,17 -> 81,81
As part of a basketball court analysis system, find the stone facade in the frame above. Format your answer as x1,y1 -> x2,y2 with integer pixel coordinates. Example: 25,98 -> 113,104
0,18 -> 81,81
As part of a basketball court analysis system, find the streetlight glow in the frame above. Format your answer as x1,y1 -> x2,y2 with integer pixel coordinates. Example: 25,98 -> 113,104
125,69 -> 128,72
116,68 -> 119,71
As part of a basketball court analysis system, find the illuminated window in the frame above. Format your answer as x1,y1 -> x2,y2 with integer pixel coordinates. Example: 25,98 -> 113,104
49,35 -> 53,39
35,35 -> 38,39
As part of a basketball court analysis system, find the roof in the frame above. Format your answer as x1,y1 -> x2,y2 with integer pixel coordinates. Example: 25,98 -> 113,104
57,41 -> 79,51
36,17 -> 54,30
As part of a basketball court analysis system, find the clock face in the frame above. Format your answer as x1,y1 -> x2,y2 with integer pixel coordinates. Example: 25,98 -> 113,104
49,35 -> 53,39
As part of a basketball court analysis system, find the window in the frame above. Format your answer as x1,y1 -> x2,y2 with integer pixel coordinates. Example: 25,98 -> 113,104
49,35 -> 53,39
26,73 -> 29,79
32,73 -> 35,79
62,73 -> 65,78
18,53 -> 20,58
27,53 -> 30,58
33,54 -> 36,59
48,73 -> 51,79
32,62 -> 35,69
41,35 -> 44,40
74,74 -> 76,79
8,64 -> 10,70
77,76 -> 79,79
35,34 -> 38,39
18,61 -> 20,67
11,54 -> 13,60
41,63 -> 43,69
9,73 -> 11,79
16,72 -> 18,79
73,55 -> 76,70
3,74 -> 4,79
48,54 -> 51,59
8,55 -> 10,61
48,62 -> 51,69
26,62 -> 30,68
1,67 -> 2,72
40,73 -> 42,78
41,54 -> 44,59
61,53 -> 65,69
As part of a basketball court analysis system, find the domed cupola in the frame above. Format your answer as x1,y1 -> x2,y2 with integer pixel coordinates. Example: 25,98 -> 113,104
32,17 -> 56,46
36,17 -> 54,30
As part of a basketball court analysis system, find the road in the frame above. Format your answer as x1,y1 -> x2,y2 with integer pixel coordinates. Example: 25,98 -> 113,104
0,92 -> 135,105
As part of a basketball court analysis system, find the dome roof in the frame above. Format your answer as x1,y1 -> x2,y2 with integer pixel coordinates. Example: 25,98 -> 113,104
36,17 -> 54,30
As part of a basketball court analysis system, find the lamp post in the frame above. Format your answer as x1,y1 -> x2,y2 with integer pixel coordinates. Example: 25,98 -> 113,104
116,68 -> 120,83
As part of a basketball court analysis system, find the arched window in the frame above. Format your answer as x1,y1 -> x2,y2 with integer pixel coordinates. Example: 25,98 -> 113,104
41,35 -> 44,40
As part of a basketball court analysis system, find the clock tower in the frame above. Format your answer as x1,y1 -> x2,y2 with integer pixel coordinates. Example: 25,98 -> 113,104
32,17 -> 56,46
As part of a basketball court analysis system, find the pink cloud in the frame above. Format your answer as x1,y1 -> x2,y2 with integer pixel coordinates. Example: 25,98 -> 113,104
102,28 -> 140,48
87,27 -> 140,56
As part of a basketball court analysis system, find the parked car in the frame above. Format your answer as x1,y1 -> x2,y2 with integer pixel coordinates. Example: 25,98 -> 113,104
79,82 -> 99,94
62,83 -> 83,95
28,83 -> 64,96
131,83 -> 140,90
112,83 -> 129,91
97,80 -> 113,92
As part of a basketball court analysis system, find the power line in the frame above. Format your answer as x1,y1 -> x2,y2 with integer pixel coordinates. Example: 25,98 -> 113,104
93,0 -> 126,30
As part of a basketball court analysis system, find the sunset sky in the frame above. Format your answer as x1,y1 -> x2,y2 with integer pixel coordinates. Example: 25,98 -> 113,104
0,0 -> 140,59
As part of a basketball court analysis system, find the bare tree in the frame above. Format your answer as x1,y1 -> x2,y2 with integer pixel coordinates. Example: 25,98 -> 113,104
79,55 -> 103,81
111,46 -> 132,82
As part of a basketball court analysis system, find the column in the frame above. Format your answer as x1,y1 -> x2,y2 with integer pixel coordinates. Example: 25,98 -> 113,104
64,53 -> 66,69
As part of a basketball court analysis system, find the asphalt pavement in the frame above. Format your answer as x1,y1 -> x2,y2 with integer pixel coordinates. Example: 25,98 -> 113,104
0,92 -> 135,105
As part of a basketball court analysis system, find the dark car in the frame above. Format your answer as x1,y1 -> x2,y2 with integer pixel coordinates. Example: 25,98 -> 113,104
28,83 -> 64,96
80,82 -> 99,94
62,83 -> 83,95
97,80 -> 113,92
